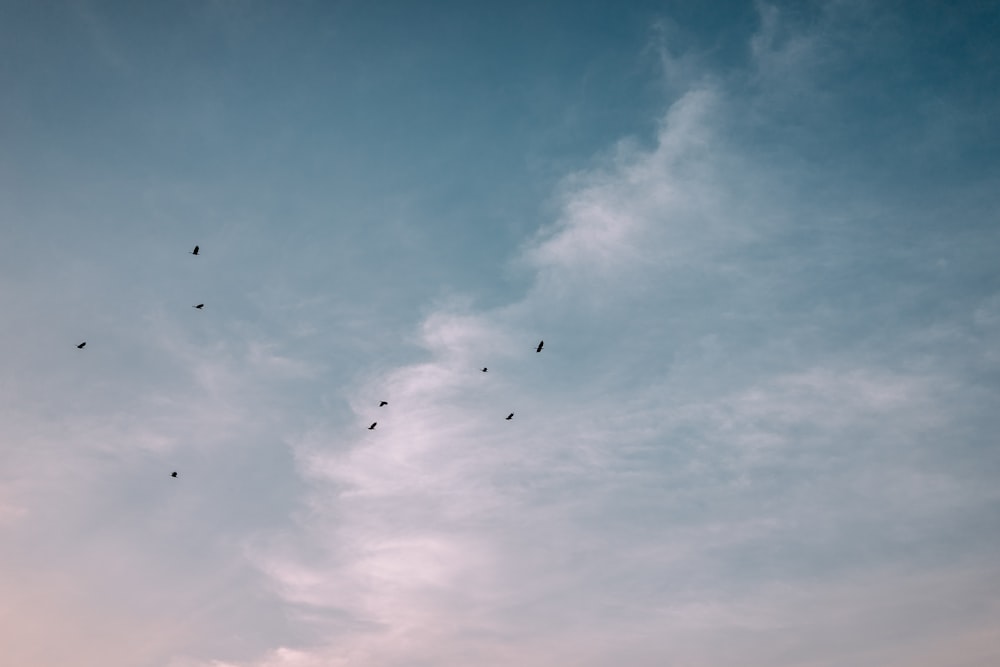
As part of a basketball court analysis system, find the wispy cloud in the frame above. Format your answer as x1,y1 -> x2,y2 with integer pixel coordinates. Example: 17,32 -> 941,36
3,2 -> 998,666
244,7 -> 1000,658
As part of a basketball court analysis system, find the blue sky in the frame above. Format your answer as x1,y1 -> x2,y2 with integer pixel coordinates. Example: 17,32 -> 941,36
2,2 -> 999,666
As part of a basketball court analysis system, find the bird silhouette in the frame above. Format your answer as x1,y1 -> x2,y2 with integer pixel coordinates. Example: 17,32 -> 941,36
368,422 -> 377,430
193,304 -> 204,309
170,472 -> 178,478
536,340 -> 544,353
506,413 -> 514,420
379,401 -> 388,407
76,342 -> 86,349
190,245 -> 200,255
481,367 -> 488,372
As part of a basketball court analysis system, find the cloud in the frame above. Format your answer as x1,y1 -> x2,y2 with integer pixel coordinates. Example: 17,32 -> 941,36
4,3 -> 999,666
246,38 -> 1000,666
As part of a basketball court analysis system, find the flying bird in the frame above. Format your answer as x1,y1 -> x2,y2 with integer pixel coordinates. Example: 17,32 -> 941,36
190,245 -> 200,255
368,422 -> 377,430
506,413 -> 514,420
170,472 -> 178,478
481,367 -> 488,373
536,340 -> 544,353
76,342 -> 86,349
379,401 -> 388,407
193,304 -> 204,309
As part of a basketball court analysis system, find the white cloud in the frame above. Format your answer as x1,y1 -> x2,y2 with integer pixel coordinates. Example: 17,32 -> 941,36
246,57 -> 1000,663
5,3 -> 999,666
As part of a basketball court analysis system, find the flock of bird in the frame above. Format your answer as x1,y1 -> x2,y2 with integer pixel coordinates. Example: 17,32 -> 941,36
75,244 -> 546,479
363,336 -> 544,430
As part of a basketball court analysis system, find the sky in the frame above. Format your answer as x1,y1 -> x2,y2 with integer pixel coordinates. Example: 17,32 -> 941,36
1,1 -> 999,665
